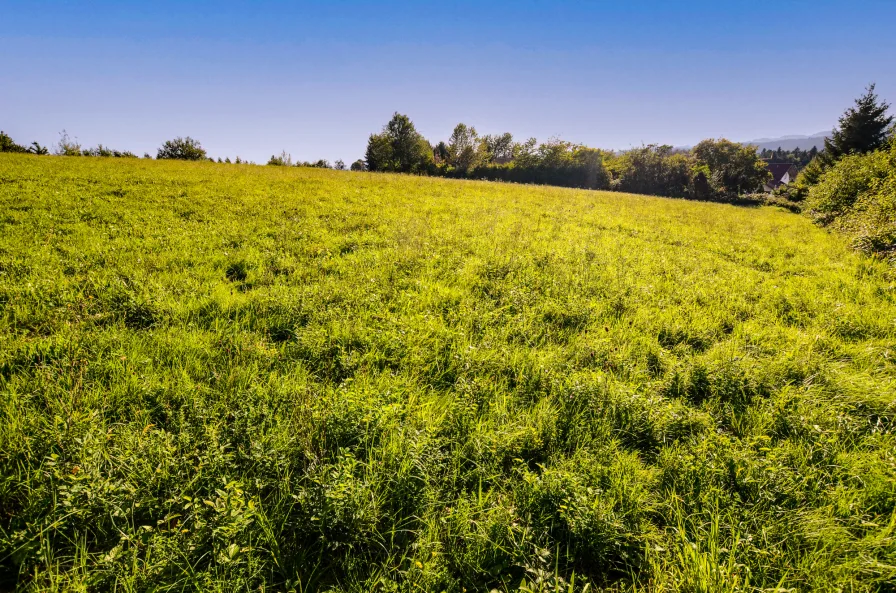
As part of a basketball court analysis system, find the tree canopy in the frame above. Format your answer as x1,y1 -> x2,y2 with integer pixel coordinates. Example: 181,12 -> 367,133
157,137 -> 207,161
822,84 -> 893,165
365,113 -> 433,174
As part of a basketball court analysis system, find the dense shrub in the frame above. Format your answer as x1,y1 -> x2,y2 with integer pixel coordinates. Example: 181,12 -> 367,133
692,138 -> 771,197
610,145 -> 691,197
806,140 -> 896,257
0,131 -> 27,153
267,151 -> 293,166
468,142 -> 610,190
157,136 -> 207,161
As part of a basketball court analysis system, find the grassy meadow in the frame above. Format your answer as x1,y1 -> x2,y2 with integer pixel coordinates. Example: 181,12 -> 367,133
1,153 -> 895,592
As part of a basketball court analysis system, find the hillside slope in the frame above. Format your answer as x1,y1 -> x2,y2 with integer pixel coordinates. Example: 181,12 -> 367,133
1,155 -> 894,592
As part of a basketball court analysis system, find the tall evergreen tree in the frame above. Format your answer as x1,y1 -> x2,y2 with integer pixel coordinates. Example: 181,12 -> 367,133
822,84 -> 893,165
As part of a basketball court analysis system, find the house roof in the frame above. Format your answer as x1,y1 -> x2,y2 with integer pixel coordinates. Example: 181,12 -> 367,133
765,162 -> 796,184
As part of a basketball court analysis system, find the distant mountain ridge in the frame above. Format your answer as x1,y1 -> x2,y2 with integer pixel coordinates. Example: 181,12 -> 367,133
672,132 -> 830,153
744,132 -> 830,152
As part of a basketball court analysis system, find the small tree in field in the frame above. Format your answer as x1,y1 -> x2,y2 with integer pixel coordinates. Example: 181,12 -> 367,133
365,113 -> 433,173
350,159 -> 366,171
334,159 -> 346,170
157,137 -> 207,161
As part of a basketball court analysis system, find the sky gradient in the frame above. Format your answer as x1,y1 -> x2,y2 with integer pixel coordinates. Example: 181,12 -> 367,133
2,0 -> 895,163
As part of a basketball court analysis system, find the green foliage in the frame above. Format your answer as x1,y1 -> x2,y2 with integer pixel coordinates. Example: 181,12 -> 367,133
361,115 -> 776,200
81,144 -> 138,158
822,84 -> 893,165
1,154 -> 894,591
692,139 -> 771,197
788,86 -> 894,204
156,136 -> 207,161
610,145 -> 691,198
365,132 -> 394,171
759,145 -> 819,169
54,130 -> 83,156
783,156 -> 826,202
267,151 -> 293,166
27,142 -> 49,156
0,131 -> 28,153
447,123 -> 482,172
469,140 -> 610,191
365,113 -> 434,174
482,132 -> 514,163
806,139 -> 896,258
301,159 -> 331,169
350,159 -> 366,171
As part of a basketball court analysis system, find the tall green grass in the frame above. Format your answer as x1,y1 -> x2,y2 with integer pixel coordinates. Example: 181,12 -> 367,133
1,154 -> 894,592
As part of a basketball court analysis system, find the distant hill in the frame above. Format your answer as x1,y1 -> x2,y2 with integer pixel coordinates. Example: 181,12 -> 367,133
744,132 -> 830,152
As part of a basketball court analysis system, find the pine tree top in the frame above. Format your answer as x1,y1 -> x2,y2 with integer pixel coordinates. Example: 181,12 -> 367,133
823,83 -> 893,162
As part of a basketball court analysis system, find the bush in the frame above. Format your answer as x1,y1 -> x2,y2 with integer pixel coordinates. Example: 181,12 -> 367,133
27,142 -> 49,156
692,138 -> 770,197
55,130 -> 83,156
611,145 -> 691,198
267,151 -> 293,166
806,140 -> 896,257
0,131 -> 27,153
467,141 -> 610,191
350,159 -> 366,171
157,136 -> 207,161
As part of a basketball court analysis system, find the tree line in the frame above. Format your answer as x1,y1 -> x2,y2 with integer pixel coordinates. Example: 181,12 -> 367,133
0,124 -> 775,202
362,113 -> 771,200
760,146 -> 819,169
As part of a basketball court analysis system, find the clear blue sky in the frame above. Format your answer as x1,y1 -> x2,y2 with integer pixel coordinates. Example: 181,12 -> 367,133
2,0 -> 895,163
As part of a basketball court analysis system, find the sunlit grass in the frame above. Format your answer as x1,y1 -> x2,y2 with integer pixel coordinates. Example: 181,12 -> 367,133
1,154 -> 894,591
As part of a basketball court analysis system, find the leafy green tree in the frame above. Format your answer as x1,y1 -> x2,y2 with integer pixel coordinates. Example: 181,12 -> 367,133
365,113 -> 433,173
157,137 -> 207,161
365,133 -> 394,172
821,84 -> 893,165
387,113 -> 432,173
334,159 -> 346,170
613,145 -> 691,198
350,159 -> 366,171
482,132 -> 514,163
511,137 -> 539,168
0,131 -> 27,153
447,123 -> 481,172
434,141 -> 449,164
692,139 -> 770,197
